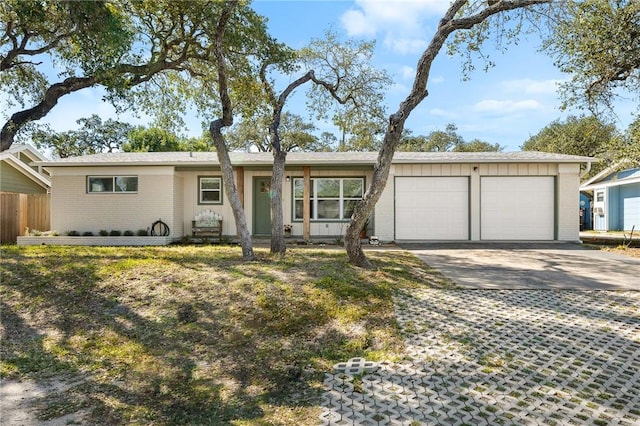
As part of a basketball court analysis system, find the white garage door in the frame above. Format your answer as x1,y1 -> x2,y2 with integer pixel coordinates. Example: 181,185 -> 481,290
481,177 -> 554,240
396,177 -> 469,240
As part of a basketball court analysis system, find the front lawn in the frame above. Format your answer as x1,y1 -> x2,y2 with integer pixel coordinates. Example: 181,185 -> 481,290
0,245 -> 449,425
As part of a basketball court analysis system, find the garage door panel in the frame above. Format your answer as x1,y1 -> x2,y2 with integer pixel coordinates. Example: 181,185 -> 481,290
396,177 -> 469,240
481,177 -> 554,240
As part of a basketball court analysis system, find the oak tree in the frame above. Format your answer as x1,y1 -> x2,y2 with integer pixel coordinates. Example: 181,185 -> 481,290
544,0 -> 640,113
31,115 -> 132,158
0,0 -> 257,151
257,30 -> 391,254
344,0 -> 555,267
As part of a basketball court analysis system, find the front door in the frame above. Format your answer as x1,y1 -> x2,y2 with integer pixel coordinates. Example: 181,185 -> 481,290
253,177 -> 272,235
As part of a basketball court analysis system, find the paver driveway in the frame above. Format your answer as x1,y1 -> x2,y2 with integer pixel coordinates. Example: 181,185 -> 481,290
320,289 -> 640,425
402,243 -> 640,290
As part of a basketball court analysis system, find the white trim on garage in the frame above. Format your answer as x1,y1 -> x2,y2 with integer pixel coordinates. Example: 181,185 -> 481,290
481,176 -> 555,240
395,176 -> 469,240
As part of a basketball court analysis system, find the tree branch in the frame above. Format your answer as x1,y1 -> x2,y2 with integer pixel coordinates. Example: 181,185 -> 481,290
0,75 -> 97,151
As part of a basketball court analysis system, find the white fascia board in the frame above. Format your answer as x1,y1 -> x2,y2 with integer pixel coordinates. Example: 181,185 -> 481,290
2,155 -> 51,188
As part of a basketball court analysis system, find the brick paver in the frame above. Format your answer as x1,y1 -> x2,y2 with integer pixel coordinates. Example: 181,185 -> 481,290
320,289 -> 640,425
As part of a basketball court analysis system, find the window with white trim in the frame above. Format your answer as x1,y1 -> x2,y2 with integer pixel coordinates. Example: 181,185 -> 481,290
87,176 -> 138,193
293,177 -> 364,220
199,176 -> 223,204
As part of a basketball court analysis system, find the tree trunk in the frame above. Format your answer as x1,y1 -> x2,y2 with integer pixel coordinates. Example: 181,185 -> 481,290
345,115 -> 406,268
210,122 -> 254,261
270,150 -> 287,254
208,0 -> 254,260
260,71 -> 314,255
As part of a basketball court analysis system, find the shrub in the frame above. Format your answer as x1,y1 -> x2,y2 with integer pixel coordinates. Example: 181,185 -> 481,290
82,231 -> 94,236
109,230 -> 122,236
123,230 -> 134,236
99,230 -> 109,236
67,230 -> 80,236
137,229 -> 149,236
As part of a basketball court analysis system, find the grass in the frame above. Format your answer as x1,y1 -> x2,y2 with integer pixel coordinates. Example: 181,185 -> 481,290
0,245 -> 449,425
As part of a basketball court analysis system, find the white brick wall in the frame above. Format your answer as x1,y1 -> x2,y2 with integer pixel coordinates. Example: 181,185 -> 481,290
375,168 -> 395,241
557,164 -> 580,241
50,166 -> 175,236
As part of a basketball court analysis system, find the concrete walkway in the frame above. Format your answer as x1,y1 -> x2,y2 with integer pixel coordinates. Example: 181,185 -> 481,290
320,289 -> 640,425
402,243 -> 640,290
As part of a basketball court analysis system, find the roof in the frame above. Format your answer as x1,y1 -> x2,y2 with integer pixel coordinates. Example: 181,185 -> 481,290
0,144 -> 51,189
35,150 -> 596,167
1,143 -> 49,162
580,162 -> 640,191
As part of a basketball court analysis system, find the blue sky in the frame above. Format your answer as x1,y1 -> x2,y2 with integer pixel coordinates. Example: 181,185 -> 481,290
32,0 -> 637,152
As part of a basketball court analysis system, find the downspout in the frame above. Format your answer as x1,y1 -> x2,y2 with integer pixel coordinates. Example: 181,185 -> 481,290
579,160 -> 593,233
580,160 -> 592,179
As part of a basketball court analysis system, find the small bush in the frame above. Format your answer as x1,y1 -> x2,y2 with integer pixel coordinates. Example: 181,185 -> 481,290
30,230 -> 42,236
123,230 -> 134,236
99,230 -> 109,236
67,230 -> 80,236
109,230 -> 122,236
51,231 -> 60,236
82,231 -> 94,236
136,229 -> 149,236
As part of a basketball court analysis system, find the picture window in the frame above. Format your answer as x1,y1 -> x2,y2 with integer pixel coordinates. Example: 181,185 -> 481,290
87,176 -> 138,193
293,177 -> 363,220
199,176 -> 223,204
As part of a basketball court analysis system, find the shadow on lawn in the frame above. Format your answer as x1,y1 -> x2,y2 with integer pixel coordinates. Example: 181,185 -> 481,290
2,247 -> 373,424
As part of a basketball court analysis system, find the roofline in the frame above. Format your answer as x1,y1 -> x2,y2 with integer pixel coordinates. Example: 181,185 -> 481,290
389,158 -> 595,164
2,154 -> 52,188
34,152 -> 598,168
36,160 -> 377,167
580,160 -> 638,187
0,144 -> 49,162
581,175 -> 640,191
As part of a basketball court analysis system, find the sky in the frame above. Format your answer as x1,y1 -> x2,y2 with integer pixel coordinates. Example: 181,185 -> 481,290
23,0 -> 638,152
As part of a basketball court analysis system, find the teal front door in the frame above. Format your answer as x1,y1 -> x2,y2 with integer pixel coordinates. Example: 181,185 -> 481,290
253,177 -> 272,235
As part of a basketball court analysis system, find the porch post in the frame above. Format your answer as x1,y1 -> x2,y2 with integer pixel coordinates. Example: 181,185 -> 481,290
236,166 -> 244,207
303,166 -> 311,240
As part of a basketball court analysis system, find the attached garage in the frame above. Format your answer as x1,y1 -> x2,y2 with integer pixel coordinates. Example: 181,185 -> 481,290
395,177 -> 469,240
481,176 -> 555,240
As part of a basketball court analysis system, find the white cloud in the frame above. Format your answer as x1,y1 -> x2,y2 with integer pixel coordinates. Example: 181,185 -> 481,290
384,34 -> 428,55
473,99 -> 543,113
340,10 -> 376,37
340,0 -> 448,54
429,108 -> 458,119
500,78 -> 565,95
400,66 -> 415,80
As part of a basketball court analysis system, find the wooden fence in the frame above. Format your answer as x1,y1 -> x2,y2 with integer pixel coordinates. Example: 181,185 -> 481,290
1,192 -> 50,244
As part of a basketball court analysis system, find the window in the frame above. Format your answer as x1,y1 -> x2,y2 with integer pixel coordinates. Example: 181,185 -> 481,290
293,177 -> 364,220
596,191 -> 604,202
88,176 -> 138,193
199,176 -> 223,204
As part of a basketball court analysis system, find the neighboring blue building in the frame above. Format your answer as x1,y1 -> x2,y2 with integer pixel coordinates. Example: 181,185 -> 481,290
580,164 -> 640,232
579,192 -> 592,230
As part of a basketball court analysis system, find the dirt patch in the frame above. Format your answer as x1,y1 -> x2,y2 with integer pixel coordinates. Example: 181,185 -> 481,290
596,246 -> 640,258
0,378 -> 90,425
